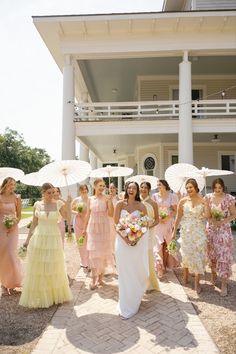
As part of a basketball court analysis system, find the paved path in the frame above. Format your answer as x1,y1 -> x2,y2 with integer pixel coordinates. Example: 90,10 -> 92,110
31,268 -> 219,354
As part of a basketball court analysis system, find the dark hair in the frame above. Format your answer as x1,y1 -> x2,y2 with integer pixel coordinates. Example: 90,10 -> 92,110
0,177 -> 16,194
124,181 -> 141,201
140,181 -> 151,191
54,187 -> 61,194
185,178 -> 199,193
212,178 -> 226,192
41,183 -> 54,193
79,184 -> 89,193
158,179 -> 171,191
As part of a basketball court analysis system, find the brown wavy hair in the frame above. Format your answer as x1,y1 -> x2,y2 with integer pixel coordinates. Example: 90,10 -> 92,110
124,181 -> 141,201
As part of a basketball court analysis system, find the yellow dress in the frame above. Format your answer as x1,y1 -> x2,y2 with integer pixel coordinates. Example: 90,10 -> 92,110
19,200 -> 73,308
142,198 -> 160,291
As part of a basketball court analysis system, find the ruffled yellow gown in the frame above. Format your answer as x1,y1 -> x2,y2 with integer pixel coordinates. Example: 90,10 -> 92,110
142,197 -> 160,291
19,200 -> 72,308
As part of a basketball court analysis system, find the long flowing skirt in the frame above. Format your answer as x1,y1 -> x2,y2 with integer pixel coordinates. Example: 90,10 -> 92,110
115,232 -> 149,319
19,223 -> 72,308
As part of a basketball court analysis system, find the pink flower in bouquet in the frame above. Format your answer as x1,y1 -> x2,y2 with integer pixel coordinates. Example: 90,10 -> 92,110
116,214 -> 149,245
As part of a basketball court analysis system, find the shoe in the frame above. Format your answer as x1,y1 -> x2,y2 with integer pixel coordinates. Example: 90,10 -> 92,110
220,283 -> 227,297
89,283 -> 97,290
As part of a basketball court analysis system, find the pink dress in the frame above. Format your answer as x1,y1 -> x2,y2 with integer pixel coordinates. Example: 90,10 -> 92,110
73,196 -> 89,268
0,200 -> 22,288
206,193 -> 235,279
87,196 -> 114,275
152,192 -> 179,270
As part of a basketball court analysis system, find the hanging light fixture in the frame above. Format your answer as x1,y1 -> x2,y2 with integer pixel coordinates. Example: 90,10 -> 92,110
211,134 -> 221,143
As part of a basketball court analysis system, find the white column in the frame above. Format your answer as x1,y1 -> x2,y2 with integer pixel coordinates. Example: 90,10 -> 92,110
178,51 -> 193,164
89,152 -> 97,170
79,144 -> 89,162
62,55 -> 75,159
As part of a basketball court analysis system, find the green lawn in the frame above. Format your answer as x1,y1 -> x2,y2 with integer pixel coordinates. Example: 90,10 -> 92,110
21,205 -> 33,219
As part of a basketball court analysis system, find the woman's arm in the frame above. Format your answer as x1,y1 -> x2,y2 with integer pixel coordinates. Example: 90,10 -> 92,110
106,195 -> 114,217
23,205 -> 38,247
203,196 -> 211,219
15,195 -> 22,224
148,200 -> 159,228
82,198 -> 91,235
171,199 -> 184,239
114,201 -> 123,224
220,196 -> 236,225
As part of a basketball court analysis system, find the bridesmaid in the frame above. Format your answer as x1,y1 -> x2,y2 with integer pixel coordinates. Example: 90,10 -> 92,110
152,179 -> 179,278
83,178 -> 114,290
0,177 -> 22,295
19,183 -> 72,308
206,178 -> 236,296
140,181 -> 160,292
53,187 -> 67,247
72,184 -> 90,271
108,182 -> 119,253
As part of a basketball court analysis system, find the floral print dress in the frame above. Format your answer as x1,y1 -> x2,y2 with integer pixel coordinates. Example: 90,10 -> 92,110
179,201 -> 207,274
206,193 -> 235,279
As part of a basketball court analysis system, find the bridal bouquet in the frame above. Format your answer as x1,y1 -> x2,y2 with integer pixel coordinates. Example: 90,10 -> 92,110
3,214 -> 17,230
211,206 -> 224,221
159,207 -> 169,220
116,214 -> 149,245
77,202 -> 85,213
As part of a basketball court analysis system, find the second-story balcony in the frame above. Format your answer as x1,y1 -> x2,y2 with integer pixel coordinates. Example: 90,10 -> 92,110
74,99 -> 236,122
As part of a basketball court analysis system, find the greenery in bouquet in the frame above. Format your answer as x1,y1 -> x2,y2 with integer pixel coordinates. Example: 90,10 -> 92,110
211,206 -> 224,221
26,220 -> 32,229
3,214 -> 17,229
167,240 -> 177,255
77,202 -> 84,213
116,214 -> 149,244
77,235 -> 85,247
18,246 -> 27,258
159,207 -> 169,220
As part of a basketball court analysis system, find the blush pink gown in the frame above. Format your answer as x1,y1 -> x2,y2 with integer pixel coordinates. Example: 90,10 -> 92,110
73,197 -> 89,268
0,200 -> 22,289
87,196 -> 114,275
152,192 -> 180,271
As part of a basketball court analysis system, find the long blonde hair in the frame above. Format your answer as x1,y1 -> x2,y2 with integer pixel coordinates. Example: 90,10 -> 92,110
0,177 -> 16,194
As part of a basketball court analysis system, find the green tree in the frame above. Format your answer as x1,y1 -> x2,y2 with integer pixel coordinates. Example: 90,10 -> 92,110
0,128 -> 51,200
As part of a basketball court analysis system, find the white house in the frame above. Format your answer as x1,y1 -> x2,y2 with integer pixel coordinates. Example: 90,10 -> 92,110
33,0 -> 236,191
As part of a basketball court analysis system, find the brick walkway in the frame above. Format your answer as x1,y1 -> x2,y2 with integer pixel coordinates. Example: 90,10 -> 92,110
32,268 -> 219,354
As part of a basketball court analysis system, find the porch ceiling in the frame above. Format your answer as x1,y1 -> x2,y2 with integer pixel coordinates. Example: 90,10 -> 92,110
78,56 -> 236,102
79,132 -> 236,162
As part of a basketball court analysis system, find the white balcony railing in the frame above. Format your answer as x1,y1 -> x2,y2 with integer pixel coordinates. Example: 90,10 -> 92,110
74,99 -> 236,122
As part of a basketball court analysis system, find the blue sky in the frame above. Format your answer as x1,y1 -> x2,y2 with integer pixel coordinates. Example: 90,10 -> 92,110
0,0 -> 163,160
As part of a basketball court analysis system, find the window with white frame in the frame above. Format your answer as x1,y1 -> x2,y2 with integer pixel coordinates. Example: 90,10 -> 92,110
142,154 -> 157,176
218,152 -> 236,172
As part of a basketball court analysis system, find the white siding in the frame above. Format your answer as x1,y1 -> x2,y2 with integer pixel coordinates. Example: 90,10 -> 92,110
139,77 -> 236,100
196,0 -> 236,10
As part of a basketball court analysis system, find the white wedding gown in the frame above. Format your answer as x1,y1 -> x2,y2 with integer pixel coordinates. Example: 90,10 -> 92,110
115,209 -> 149,319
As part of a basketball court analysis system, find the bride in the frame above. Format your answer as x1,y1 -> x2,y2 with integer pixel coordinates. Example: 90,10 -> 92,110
114,181 -> 149,319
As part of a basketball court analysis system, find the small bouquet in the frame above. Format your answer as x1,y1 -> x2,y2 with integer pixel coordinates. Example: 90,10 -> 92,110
167,240 -> 177,255
159,207 -> 169,220
18,246 -> 27,258
211,206 -> 224,221
77,235 -> 85,247
116,214 -> 149,246
77,202 -> 84,213
3,214 -> 17,230
66,232 -> 74,243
